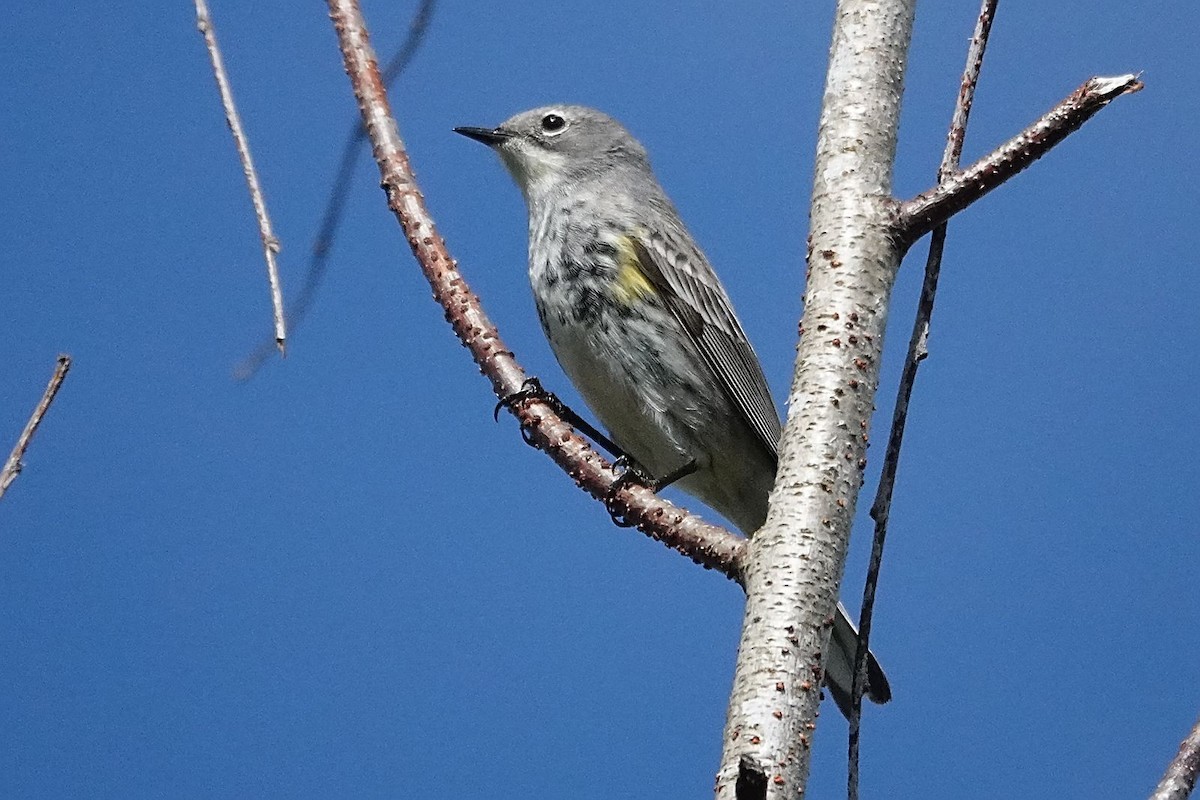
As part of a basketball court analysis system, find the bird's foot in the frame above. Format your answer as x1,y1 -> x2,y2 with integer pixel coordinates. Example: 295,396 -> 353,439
494,377 -> 625,456
604,456 -> 697,527
494,377 -> 550,444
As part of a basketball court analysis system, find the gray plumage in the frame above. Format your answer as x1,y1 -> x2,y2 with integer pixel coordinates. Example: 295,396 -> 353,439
456,105 -> 889,718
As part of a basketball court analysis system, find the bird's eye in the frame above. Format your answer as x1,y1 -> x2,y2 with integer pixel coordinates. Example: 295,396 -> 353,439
541,114 -> 567,133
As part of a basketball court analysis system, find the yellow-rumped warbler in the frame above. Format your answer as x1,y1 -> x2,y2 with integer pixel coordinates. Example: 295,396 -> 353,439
456,105 -> 889,718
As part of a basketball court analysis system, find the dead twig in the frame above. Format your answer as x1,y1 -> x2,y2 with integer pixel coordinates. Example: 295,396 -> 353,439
195,0 -> 288,354
0,355 -> 72,503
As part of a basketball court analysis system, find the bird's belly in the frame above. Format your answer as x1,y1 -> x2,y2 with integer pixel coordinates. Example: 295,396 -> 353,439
541,312 -> 692,478
545,315 -> 776,533
532,269 -> 778,534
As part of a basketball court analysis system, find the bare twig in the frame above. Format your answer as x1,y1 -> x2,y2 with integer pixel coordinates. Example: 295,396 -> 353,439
195,0 -> 287,354
0,355 -> 72,502
1151,717 -> 1200,800
899,73 -> 1143,245
324,0 -> 746,578
848,3 -> 998,798
234,0 -> 437,380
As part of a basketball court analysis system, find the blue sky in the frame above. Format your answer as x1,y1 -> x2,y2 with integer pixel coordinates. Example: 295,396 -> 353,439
2,2 -> 1197,798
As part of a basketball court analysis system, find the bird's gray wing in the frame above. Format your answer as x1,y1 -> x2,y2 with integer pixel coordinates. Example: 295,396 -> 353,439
628,229 -> 782,457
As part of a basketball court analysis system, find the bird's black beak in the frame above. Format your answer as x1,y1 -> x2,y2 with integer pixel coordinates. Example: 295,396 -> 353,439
453,126 -> 512,147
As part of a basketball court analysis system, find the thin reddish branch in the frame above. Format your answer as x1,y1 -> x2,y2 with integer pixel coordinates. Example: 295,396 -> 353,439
195,0 -> 287,354
848,4 -> 999,797
1151,717 -> 1200,800
898,73 -> 1142,246
324,0 -> 745,579
0,355 -> 71,502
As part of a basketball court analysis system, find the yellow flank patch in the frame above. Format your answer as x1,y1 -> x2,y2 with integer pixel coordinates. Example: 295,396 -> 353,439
613,235 -> 656,303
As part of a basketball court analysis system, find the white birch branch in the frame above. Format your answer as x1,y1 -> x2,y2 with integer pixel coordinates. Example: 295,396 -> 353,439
1151,716 -> 1200,800
716,1 -> 916,797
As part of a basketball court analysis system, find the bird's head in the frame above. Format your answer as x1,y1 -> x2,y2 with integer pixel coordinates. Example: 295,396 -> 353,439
455,105 -> 649,201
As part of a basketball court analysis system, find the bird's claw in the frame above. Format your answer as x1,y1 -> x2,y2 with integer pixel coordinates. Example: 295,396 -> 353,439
494,377 -> 630,458
494,377 -> 547,422
494,377 -> 553,445
604,456 -> 656,528
604,457 -> 699,528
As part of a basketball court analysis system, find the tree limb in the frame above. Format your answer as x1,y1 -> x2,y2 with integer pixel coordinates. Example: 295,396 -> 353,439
323,0 -> 746,579
0,355 -> 71,503
1151,716 -> 1200,800
848,3 -> 999,797
716,2 -> 916,796
898,73 -> 1142,246
194,0 -> 288,354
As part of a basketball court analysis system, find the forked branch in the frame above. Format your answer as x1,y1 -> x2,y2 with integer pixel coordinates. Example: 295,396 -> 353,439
316,3 -> 1147,798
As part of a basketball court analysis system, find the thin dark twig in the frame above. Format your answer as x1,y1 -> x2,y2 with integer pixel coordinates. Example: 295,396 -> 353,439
195,0 -> 288,354
324,0 -> 747,579
1150,716 -> 1200,800
234,0 -> 437,381
0,355 -> 72,503
848,3 -> 998,798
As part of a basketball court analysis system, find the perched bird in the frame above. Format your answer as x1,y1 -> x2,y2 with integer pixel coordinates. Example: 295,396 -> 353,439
456,105 -> 889,718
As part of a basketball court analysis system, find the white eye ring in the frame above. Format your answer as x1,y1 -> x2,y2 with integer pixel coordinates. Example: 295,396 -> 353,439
540,113 -> 568,135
